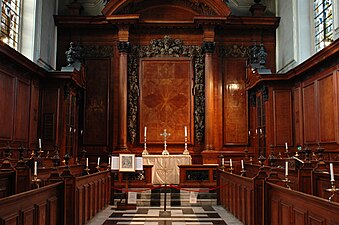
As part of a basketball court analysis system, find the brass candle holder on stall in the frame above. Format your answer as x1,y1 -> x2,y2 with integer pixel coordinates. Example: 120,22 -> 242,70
32,174 -> 41,189
282,175 -> 292,190
325,181 -> 339,202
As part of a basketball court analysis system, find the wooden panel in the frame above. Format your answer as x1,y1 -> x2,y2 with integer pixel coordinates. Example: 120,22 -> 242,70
84,58 -> 110,145
36,203 -> 47,225
293,208 -> 306,225
309,216 -> 325,225
318,74 -> 336,142
293,87 -> 303,145
303,83 -> 317,143
29,82 -> 40,147
2,214 -> 18,225
281,203 -> 291,225
0,72 -> 15,140
48,196 -> 58,225
41,88 -> 60,143
21,207 -> 34,225
223,59 -> 247,145
270,199 -> 279,225
14,79 -> 30,141
273,90 -> 292,146
140,58 -> 193,144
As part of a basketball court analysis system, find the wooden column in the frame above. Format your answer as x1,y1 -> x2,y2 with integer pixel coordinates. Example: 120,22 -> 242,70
203,41 -> 216,151
117,41 -> 129,151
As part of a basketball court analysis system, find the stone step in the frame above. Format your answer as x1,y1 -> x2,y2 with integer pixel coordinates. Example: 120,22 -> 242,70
113,187 -> 217,207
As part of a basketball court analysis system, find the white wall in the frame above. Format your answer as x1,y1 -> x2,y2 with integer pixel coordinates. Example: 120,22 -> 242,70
276,0 -> 338,73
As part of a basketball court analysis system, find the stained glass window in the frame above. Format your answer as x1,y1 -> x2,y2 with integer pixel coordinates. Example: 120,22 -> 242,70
1,0 -> 21,49
314,0 -> 333,52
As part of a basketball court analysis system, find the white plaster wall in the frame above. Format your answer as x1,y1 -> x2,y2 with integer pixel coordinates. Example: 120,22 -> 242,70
276,0 -> 296,73
33,0 -> 58,70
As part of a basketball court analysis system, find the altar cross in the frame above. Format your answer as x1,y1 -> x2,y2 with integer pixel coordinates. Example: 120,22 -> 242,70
160,129 -> 170,155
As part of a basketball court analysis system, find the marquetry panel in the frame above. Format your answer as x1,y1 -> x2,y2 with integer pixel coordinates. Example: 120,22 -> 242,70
223,58 -> 247,145
0,72 -> 15,140
318,74 -> 337,143
14,79 -> 30,141
140,58 -> 193,144
273,90 -> 292,146
84,58 -> 110,146
303,83 -> 317,143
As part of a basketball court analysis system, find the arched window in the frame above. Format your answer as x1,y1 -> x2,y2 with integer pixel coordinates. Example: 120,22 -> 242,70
314,0 -> 333,52
1,0 -> 22,49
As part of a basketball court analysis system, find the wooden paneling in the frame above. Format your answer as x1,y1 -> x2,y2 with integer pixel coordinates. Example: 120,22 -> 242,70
0,72 -> 15,140
41,88 -> 60,143
223,58 -> 247,145
14,79 -> 30,141
140,58 -> 193,144
273,90 -> 292,146
293,87 -> 303,145
29,82 -> 40,148
84,58 -> 110,146
303,83 -> 317,143
318,73 -> 337,142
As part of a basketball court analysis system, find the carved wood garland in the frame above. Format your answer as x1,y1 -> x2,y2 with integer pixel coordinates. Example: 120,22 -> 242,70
127,36 -> 205,144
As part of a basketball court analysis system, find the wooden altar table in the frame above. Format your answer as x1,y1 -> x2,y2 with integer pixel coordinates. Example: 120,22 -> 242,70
142,155 -> 192,184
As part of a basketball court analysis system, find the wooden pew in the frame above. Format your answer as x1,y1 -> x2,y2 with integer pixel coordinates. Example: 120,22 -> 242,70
266,182 -> 339,225
0,182 -> 64,225
219,168 -> 267,225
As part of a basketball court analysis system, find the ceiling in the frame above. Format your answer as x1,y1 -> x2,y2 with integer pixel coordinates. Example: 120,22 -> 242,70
58,0 -> 276,16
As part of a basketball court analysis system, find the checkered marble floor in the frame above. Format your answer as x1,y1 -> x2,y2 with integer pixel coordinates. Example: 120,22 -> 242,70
86,206 -> 244,225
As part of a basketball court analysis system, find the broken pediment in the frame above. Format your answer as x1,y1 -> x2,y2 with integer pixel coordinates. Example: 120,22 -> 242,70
102,0 -> 231,23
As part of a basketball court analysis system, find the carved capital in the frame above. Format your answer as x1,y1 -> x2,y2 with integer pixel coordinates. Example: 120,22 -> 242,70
203,42 -> 216,53
118,41 -> 131,53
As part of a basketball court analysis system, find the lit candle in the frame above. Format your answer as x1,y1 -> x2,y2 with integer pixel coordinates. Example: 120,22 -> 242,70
111,156 -> 113,170
38,138 -> 42,149
285,142 -> 288,150
248,130 -> 251,136
230,159 -> 233,167
184,126 -> 187,137
34,161 -> 37,176
330,163 -> 335,182
144,126 -> 147,137
221,158 -> 225,165
285,161 -> 288,176
86,158 -> 88,167
108,157 -> 111,165
255,129 -> 258,135
241,160 -> 244,169
97,157 -> 100,166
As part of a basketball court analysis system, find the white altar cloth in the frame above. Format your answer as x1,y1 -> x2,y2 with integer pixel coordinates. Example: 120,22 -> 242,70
142,155 -> 192,184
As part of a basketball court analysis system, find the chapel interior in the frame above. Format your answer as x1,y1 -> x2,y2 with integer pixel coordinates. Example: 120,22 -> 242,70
0,0 -> 339,224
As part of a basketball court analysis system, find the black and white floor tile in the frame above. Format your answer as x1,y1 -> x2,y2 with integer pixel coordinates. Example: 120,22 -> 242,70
86,206 -> 244,225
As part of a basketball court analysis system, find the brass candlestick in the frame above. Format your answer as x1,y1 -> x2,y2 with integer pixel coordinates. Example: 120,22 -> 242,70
282,175 -> 292,190
183,136 -> 189,155
240,169 -> 246,176
96,165 -> 100,172
142,135 -> 149,155
32,175 -> 41,189
228,165 -> 234,173
325,181 -> 339,202
83,165 -> 90,175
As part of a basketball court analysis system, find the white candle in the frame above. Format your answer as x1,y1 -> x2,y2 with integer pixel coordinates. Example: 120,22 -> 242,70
111,156 -> 113,170
285,142 -> 288,150
221,158 -> 225,165
184,126 -> 187,137
86,158 -> 88,167
38,138 -> 41,148
97,157 -> 100,166
34,161 -> 37,176
144,126 -> 147,137
108,157 -> 111,165
330,163 -> 335,182
241,160 -> 244,169
285,161 -> 288,176
248,130 -> 251,136
230,159 -> 233,167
